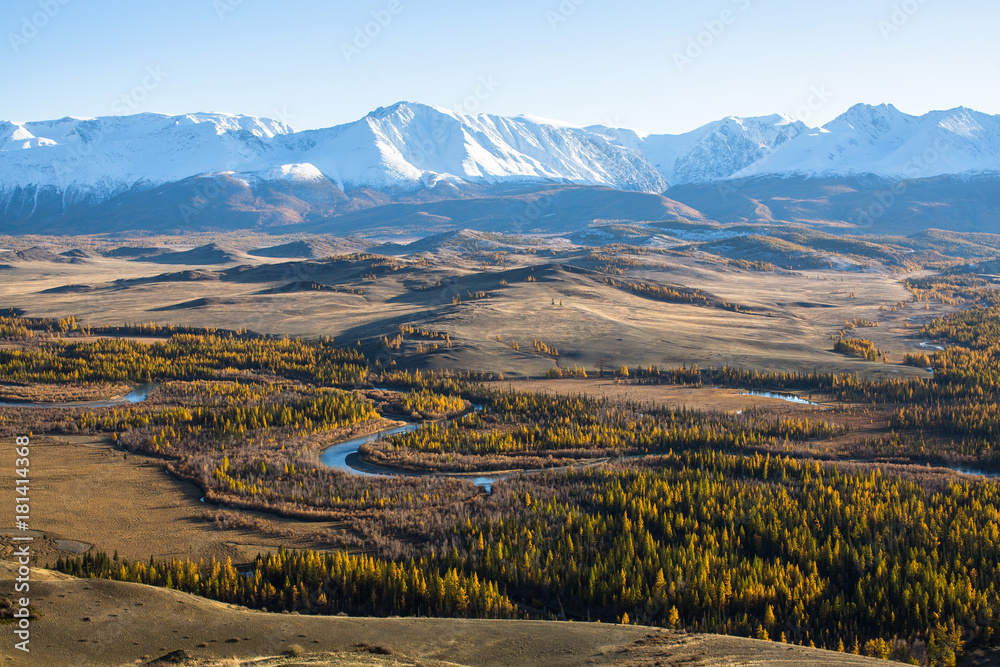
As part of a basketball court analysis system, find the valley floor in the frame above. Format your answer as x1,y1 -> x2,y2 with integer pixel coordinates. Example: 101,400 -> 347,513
2,235 -> 997,666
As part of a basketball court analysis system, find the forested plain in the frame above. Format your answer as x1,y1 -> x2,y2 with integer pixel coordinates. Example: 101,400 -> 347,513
4,272 -> 1000,665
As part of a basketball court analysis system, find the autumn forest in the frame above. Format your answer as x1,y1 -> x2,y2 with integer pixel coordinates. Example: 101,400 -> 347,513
5,270 -> 1000,666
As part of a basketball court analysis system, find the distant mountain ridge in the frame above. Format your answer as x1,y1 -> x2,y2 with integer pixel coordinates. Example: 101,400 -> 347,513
589,113 -> 810,185
2,102 -> 998,234
731,104 -> 1000,180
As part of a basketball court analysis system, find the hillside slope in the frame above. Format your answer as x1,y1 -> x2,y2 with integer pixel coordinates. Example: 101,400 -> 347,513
0,564 -> 889,666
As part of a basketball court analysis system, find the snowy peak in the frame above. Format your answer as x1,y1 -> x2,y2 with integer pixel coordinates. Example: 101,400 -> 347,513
745,112 -> 799,127
176,112 -> 294,138
733,103 -> 1000,180
838,103 -> 909,129
285,101 -> 667,192
0,121 -> 48,150
0,112 -> 299,197
7,112 -> 292,149
259,163 -> 328,182
638,114 -> 809,185
366,100 -> 456,122
927,106 -> 1000,142
1,103 -> 999,228
818,103 -> 917,149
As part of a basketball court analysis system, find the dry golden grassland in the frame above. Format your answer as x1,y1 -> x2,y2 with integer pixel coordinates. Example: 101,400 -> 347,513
0,249 -> 948,381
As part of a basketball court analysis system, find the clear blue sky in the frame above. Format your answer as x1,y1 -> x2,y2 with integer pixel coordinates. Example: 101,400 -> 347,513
2,0 -> 998,134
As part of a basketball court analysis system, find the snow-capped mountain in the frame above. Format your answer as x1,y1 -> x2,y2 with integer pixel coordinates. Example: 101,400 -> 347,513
1,102 -> 999,234
592,114 -> 809,185
0,112 -> 291,188
0,103 -> 667,209
730,104 -> 1000,180
280,103 -> 667,193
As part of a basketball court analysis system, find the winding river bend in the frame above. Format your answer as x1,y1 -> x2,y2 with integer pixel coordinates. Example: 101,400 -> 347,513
4,383 -> 997,487
318,389 -> 1000,489
319,404 -> 503,491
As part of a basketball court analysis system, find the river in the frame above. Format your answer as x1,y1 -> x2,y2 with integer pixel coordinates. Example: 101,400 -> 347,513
5,383 -> 996,488
320,402 -> 502,491
946,466 -> 1000,480
319,390 -> 1000,490
738,390 -> 821,406
0,384 -> 154,408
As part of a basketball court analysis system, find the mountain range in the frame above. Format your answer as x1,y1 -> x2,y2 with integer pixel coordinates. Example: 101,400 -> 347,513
2,102 -> 998,235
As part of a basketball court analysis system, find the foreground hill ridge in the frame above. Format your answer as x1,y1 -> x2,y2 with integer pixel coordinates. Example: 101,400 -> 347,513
0,564 -> 889,666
